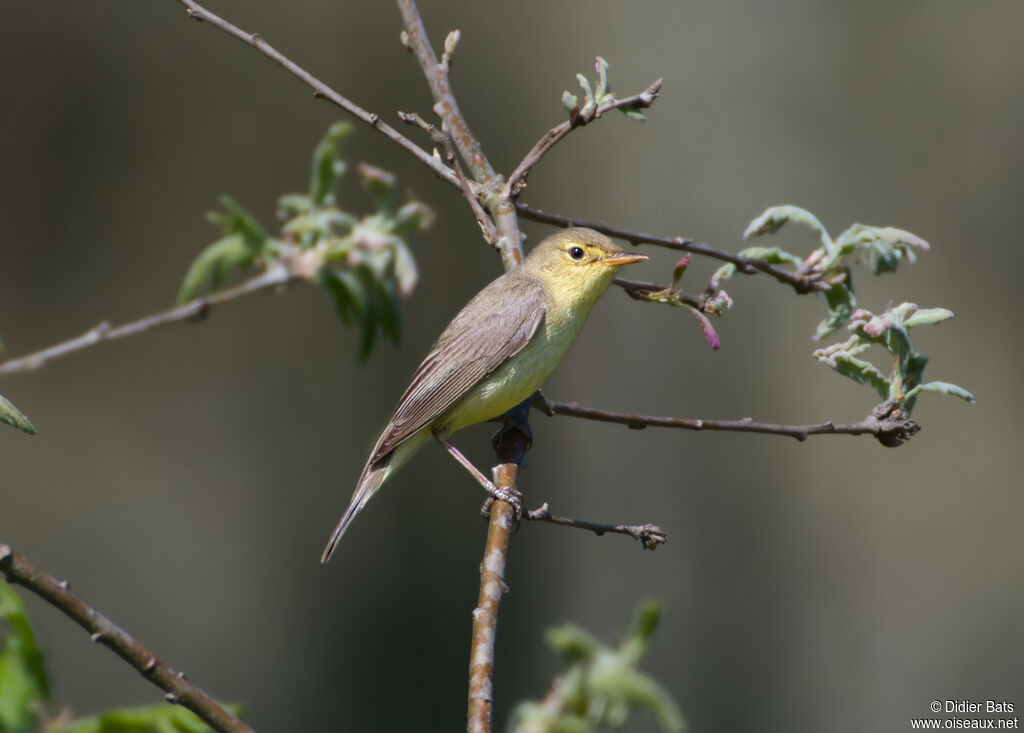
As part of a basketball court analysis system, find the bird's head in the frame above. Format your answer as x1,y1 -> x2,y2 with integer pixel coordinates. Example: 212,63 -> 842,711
523,227 -> 647,307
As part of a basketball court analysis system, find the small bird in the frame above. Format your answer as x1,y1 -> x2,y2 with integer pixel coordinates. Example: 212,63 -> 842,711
321,227 -> 647,563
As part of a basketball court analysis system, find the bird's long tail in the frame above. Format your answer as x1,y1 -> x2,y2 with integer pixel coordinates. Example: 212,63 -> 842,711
320,456 -> 390,564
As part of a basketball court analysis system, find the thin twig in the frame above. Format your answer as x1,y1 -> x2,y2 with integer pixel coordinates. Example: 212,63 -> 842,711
0,544 -> 252,733
398,111 -> 498,245
613,277 -> 708,310
507,79 -> 663,196
524,503 -> 667,550
174,0 -> 460,190
540,397 -> 921,446
0,262 -> 300,377
517,204 -> 828,294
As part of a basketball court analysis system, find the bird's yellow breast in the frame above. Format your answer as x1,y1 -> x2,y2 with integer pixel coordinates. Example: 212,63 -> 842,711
436,304 -> 585,435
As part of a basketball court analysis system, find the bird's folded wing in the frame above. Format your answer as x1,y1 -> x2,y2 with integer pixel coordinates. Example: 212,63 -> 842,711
372,276 -> 546,458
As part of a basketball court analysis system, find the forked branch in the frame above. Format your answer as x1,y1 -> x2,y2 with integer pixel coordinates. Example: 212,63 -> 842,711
507,78 -> 663,195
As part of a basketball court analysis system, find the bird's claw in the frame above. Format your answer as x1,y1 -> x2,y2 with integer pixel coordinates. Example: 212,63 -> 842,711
481,481 -> 523,521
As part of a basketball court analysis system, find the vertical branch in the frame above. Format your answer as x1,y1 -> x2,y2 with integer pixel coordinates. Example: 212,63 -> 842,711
392,7 -> 533,730
395,0 -> 493,183
468,426 -> 528,733
395,0 -> 524,270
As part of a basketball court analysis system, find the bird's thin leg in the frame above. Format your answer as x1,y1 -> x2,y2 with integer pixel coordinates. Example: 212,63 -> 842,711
435,434 -> 523,511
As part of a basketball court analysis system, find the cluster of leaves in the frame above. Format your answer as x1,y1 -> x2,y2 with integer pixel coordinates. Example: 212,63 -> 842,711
700,204 -> 971,414
562,57 -> 649,123
178,121 -> 434,361
715,205 -> 930,339
814,303 -> 975,415
508,601 -> 685,733
0,584 -> 232,733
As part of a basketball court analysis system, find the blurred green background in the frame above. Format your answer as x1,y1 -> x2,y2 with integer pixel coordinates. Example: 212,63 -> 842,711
2,1 -> 1021,731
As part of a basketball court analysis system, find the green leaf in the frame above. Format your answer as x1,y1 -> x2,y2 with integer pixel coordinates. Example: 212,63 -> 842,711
319,268 -> 365,326
710,263 -> 736,288
547,624 -> 602,664
575,73 -> 594,104
283,209 -> 357,243
831,353 -> 890,400
744,205 -> 833,254
391,200 -> 435,237
212,196 -> 267,253
354,266 -> 379,363
276,193 -> 312,218
59,702 -> 244,733
620,106 -> 648,121
904,308 -> 954,329
905,381 -> 976,404
176,234 -> 254,304
832,224 -> 930,275
318,266 -> 386,362
357,163 -> 396,212
595,56 -> 612,97
376,279 -> 402,347
561,90 -> 580,115
0,394 -> 36,435
309,121 -> 353,207
735,246 -> 804,266
0,584 -> 49,733
814,275 -> 855,339
391,240 -> 420,297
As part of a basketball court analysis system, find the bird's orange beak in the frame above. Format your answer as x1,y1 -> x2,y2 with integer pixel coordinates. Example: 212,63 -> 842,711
599,252 -> 648,267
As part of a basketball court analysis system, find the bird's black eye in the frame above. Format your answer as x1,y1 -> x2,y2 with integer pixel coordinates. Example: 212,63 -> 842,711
568,246 -> 585,261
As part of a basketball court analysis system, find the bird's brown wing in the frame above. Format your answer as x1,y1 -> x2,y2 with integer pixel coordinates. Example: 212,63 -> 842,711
372,275 -> 546,459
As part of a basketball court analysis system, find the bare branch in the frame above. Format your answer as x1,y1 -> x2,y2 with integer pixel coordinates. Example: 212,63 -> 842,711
0,260 -> 302,377
539,397 -> 922,447
507,78 -> 663,195
524,503 -> 667,550
517,204 -> 828,294
0,543 -> 252,733
174,0 -> 460,190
